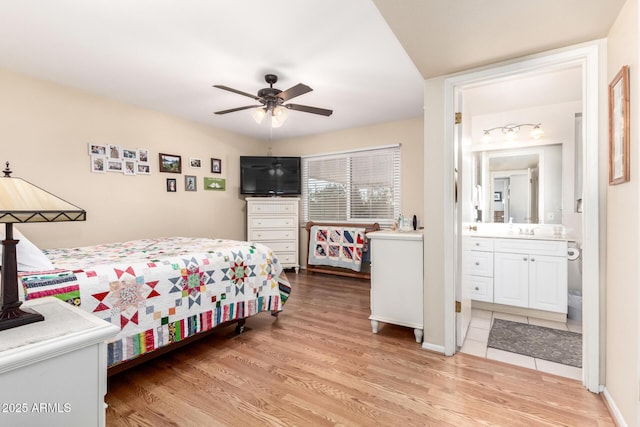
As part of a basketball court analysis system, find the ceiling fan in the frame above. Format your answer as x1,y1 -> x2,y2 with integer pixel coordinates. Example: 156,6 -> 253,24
213,74 -> 333,127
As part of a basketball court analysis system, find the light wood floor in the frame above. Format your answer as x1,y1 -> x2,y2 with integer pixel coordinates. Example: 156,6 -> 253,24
106,271 -> 614,426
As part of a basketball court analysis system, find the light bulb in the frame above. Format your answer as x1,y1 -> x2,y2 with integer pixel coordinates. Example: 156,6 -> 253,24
252,108 -> 266,124
530,125 -> 544,139
271,106 -> 288,128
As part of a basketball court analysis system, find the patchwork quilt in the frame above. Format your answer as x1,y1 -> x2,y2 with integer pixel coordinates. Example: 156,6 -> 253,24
18,237 -> 291,368
308,225 -> 368,271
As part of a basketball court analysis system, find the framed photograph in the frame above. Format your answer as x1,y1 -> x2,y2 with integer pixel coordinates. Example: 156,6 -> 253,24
122,148 -> 137,160
204,177 -> 225,191
609,65 -> 630,185
185,175 -> 197,191
166,178 -> 177,192
211,158 -> 222,174
137,163 -> 151,175
88,143 -> 107,156
493,191 -> 502,202
123,160 -> 136,175
108,144 -> 122,160
190,158 -> 202,168
107,160 -> 124,172
91,156 -> 106,173
159,153 -> 182,173
138,148 -> 150,163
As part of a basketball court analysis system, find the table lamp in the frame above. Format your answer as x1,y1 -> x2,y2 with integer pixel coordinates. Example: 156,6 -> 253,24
0,162 -> 86,331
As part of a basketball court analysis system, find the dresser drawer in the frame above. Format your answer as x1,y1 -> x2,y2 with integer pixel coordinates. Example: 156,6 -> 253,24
249,229 -> 297,241
469,251 -> 493,277
257,240 -> 297,253
250,216 -> 297,229
274,252 -> 298,266
248,202 -> 298,215
469,275 -> 493,302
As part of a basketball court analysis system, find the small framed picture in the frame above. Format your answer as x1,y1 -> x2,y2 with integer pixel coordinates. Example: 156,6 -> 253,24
190,158 -> 202,168
185,175 -> 197,191
107,160 -> 123,172
122,148 -> 138,161
211,158 -> 222,174
166,178 -> 177,192
91,156 -> 106,173
88,143 -> 107,156
123,160 -> 136,175
159,153 -> 182,173
204,177 -> 225,191
493,191 -> 502,202
609,65 -> 630,185
108,144 -> 122,160
137,163 -> 151,175
138,148 -> 150,163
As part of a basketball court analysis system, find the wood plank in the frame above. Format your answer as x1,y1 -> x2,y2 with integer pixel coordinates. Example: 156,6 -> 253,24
106,272 -> 614,426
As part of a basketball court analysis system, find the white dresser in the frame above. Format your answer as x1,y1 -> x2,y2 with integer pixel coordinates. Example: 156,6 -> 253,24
246,197 -> 300,273
0,297 -> 119,427
367,230 -> 424,343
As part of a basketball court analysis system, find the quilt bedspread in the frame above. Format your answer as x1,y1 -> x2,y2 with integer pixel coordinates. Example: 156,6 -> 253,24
18,237 -> 291,368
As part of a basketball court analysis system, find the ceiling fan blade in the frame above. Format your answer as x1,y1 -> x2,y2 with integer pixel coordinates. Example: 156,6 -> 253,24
214,105 -> 261,115
213,85 -> 261,101
285,103 -> 333,116
278,83 -> 312,102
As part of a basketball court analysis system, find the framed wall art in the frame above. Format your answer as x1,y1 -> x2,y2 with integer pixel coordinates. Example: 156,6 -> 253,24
185,175 -> 197,191
609,65 -> 630,185
166,178 -> 177,192
211,158 -> 221,174
204,177 -> 225,191
159,153 -> 182,173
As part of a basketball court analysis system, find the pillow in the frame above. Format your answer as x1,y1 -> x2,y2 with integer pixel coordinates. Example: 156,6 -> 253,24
0,226 -> 55,272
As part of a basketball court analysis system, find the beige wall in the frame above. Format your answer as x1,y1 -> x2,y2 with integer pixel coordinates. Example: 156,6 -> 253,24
605,0 -> 639,424
271,117 -> 424,264
0,68 -> 262,249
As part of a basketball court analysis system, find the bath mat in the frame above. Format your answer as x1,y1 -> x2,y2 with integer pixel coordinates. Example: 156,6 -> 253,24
487,319 -> 582,368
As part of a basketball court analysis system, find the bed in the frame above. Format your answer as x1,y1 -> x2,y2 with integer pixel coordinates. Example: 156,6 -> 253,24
16,236 -> 291,374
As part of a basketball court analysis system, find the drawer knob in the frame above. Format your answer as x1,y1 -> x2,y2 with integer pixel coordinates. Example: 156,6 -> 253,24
530,257 -> 535,262
475,262 -> 479,266
474,286 -> 480,291
523,257 -> 528,261
475,242 -> 480,246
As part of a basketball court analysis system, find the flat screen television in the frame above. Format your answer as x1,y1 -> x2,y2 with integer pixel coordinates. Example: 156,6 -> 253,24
240,156 -> 302,196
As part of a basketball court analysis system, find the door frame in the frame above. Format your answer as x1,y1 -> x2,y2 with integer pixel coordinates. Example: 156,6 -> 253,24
442,41 -> 603,392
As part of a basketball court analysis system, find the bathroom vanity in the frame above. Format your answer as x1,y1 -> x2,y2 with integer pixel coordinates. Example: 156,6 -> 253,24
464,232 -> 570,321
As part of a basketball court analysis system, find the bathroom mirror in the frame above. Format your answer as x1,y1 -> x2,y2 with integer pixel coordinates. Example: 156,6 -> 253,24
473,144 -> 562,224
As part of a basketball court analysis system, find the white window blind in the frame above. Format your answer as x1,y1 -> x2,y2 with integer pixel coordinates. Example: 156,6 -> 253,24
302,145 -> 400,227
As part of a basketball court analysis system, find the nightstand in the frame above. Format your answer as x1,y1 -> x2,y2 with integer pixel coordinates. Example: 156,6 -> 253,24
0,297 -> 119,427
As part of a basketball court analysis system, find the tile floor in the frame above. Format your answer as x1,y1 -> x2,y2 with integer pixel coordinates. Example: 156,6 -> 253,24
460,309 -> 583,380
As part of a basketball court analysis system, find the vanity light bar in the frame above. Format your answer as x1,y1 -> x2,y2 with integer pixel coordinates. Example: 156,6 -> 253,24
481,123 -> 544,143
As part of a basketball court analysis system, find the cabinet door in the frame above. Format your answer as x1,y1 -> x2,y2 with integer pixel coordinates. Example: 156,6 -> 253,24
494,252 -> 529,308
528,255 -> 568,313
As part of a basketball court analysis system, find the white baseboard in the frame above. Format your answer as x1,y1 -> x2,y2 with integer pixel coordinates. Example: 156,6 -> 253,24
602,386 -> 628,427
421,341 -> 445,354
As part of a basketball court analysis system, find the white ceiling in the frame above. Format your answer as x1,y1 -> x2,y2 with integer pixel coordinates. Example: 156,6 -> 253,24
0,1 -> 625,141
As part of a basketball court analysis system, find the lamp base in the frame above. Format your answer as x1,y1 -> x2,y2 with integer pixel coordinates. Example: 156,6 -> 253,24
0,303 -> 45,331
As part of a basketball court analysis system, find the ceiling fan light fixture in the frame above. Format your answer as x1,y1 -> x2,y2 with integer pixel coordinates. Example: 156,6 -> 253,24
252,107 -> 266,124
271,106 -> 288,128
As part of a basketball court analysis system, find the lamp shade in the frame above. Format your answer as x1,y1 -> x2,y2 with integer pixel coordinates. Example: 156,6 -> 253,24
0,175 -> 86,223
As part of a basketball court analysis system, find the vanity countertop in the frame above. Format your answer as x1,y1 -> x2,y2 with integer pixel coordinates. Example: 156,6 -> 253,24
463,230 -> 575,242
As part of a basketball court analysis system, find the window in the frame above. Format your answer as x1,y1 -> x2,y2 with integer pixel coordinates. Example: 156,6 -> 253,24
302,145 -> 400,227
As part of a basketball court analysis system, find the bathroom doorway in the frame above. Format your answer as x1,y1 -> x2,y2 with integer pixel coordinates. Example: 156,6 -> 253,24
442,42 -> 602,392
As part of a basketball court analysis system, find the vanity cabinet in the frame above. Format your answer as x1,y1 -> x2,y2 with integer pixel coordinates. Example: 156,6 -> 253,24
493,238 -> 568,313
465,236 -> 568,315
246,197 -> 300,273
